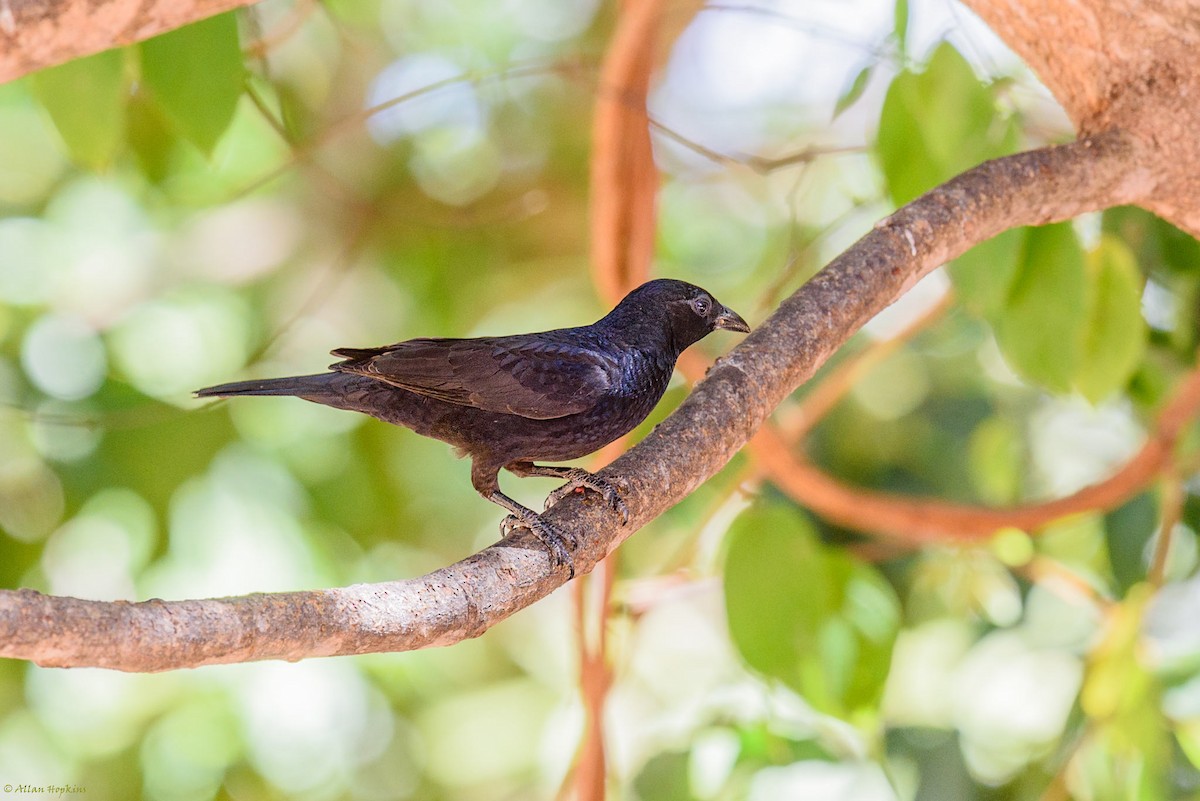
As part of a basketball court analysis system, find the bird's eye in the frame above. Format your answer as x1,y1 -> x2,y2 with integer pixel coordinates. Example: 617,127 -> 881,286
692,297 -> 711,316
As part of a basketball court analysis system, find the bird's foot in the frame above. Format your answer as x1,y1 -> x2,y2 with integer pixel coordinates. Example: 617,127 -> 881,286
543,468 -> 630,525
500,512 -> 577,576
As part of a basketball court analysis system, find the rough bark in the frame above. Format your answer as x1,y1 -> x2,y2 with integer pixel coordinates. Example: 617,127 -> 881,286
964,0 -> 1200,236
0,132 -> 1150,671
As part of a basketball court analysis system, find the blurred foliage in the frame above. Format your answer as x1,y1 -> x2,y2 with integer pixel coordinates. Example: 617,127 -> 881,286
724,503 -> 899,719
2,1 -> 1200,800
877,41 -> 1019,206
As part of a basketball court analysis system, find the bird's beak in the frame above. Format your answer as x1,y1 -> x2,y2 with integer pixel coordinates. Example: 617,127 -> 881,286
715,306 -> 751,333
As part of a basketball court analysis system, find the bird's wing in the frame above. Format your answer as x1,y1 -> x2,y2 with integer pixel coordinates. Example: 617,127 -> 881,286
329,333 -> 619,419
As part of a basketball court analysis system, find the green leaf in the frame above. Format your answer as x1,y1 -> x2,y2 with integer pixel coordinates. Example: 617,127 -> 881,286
1128,359 -> 1172,408
876,69 -> 938,207
1102,206 -> 1199,355
30,48 -> 127,170
633,751 -> 694,801
126,89 -> 177,183
1074,236 -> 1147,402
877,42 -> 1017,205
993,223 -> 1087,392
1078,585 -> 1169,800
723,503 -> 899,716
834,65 -> 872,118
893,0 -> 909,57
140,12 -> 246,155
1104,493 -> 1157,596
1176,722 -> 1200,774
949,226 -> 1026,316
968,417 -> 1023,504
1103,205 -> 1200,277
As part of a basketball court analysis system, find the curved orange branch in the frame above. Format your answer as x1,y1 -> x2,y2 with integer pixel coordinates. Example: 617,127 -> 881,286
579,1 -> 672,791
750,366 -> 1200,543
589,0 -> 664,305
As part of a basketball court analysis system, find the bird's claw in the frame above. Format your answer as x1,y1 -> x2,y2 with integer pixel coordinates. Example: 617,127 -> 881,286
500,513 -> 577,576
544,469 -> 630,525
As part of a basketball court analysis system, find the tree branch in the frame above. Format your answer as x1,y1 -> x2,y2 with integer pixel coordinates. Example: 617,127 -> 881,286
0,130 -> 1151,671
964,0 -> 1200,237
744,300 -> 1200,546
589,0 -> 663,304
749,358 -> 1200,544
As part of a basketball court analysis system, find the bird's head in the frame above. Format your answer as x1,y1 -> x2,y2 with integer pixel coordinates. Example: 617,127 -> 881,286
605,279 -> 750,353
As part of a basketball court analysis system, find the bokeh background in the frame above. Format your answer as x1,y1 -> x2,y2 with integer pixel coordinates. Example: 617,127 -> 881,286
3,0 -> 1200,798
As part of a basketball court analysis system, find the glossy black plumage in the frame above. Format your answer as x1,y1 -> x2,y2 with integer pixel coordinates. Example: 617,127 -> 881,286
195,279 -> 750,573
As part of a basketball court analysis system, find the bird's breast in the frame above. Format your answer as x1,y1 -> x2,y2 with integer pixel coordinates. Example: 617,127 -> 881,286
612,347 -> 676,408
565,348 -> 676,440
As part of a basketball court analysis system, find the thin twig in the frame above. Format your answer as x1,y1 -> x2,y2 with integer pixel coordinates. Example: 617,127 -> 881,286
649,118 -> 866,173
230,59 -> 580,201
243,0 -> 319,59
758,197 -> 880,313
1149,470 -> 1184,586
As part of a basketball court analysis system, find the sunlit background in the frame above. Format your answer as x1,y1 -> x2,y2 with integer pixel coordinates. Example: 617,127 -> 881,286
3,0 -> 1200,798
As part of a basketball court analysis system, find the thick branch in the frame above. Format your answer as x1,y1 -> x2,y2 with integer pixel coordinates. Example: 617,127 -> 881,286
965,0 -> 1200,236
0,131 -> 1151,671
0,0 -> 257,83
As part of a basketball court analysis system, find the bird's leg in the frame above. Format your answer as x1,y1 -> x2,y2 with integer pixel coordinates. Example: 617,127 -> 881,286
489,491 -> 576,568
505,462 -> 630,525
472,460 -> 576,575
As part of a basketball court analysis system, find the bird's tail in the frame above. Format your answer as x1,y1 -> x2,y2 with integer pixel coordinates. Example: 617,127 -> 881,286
195,373 -> 343,399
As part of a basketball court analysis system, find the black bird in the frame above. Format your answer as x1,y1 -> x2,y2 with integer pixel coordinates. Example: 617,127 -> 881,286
195,279 -> 750,572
